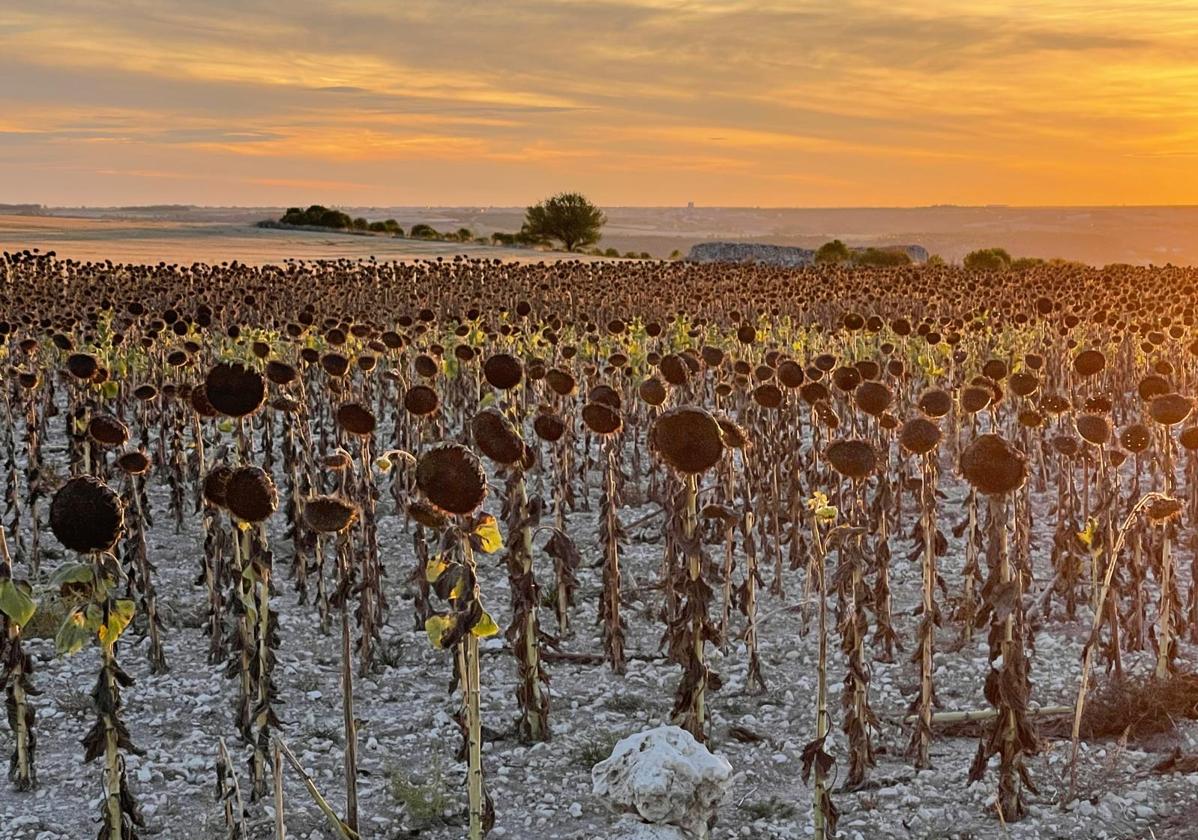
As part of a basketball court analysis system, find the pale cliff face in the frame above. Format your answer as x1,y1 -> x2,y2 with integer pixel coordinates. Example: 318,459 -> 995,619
687,242 -> 927,265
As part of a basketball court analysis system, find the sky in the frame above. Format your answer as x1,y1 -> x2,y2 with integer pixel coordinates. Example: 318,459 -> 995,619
1,1 -> 1197,208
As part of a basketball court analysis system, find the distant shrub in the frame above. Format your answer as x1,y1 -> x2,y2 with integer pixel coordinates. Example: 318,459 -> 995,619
815,239 -> 852,265
964,247 -> 1012,271
279,205 -> 353,230
852,247 -> 912,267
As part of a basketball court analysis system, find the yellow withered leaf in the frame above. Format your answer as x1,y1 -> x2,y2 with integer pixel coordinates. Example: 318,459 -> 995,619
424,613 -> 456,649
472,514 -> 504,555
426,555 -> 450,583
471,610 -> 499,639
1077,518 -> 1099,550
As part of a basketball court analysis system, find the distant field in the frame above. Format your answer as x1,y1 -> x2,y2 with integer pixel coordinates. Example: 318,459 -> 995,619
0,215 -> 609,265
4,204 -> 1198,266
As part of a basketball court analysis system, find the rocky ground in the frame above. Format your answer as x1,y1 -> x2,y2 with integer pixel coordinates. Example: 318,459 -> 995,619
3,454 -> 1198,840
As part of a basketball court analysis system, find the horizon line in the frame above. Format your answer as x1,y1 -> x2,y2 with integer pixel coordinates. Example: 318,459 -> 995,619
9,202 -> 1198,212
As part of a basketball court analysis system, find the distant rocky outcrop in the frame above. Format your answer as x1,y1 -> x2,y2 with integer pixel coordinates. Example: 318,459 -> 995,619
687,241 -> 928,265
0,204 -> 47,216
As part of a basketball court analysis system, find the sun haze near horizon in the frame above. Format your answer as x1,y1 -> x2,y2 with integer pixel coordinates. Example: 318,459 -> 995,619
1,1 -> 1196,209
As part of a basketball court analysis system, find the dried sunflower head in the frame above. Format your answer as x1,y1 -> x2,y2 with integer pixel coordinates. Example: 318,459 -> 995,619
960,434 -> 1027,496
50,475 -> 123,553
825,439 -> 877,480
303,496 -> 359,533
1146,496 -> 1183,524
650,406 -> 725,475
416,443 -> 487,515
205,362 -> 266,418
224,466 -> 278,523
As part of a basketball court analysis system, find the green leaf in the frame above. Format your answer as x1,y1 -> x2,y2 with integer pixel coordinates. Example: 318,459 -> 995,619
815,505 -> 838,523
424,613 -> 455,649
101,380 -> 120,400
0,579 -> 36,627
50,563 -> 94,588
471,610 -> 499,639
99,599 -> 136,644
472,514 -> 504,555
55,608 -> 93,655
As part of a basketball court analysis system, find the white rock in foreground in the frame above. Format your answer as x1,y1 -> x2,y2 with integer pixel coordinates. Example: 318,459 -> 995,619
592,725 -> 733,838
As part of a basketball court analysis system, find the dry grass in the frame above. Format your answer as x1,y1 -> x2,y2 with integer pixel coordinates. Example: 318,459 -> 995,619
1073,673 -> 1198,741
935,673 -> 1198,742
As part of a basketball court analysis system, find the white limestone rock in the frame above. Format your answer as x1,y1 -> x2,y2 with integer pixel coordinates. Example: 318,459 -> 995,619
592,725 -> 733,838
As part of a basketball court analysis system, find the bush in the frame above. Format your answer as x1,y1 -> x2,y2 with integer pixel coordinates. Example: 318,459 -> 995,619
279,205 -> 353,230
852,248 -> 912,268
815,239 -> 852,265
513,229 -> 546,247
963,247 -> 1012,271
387,759 -> 452,828
319,209 -> 352,229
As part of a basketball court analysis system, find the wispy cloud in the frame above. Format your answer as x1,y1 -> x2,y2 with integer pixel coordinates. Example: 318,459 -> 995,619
1,1 -> 1196,205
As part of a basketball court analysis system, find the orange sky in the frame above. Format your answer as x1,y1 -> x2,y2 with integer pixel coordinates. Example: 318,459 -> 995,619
2,1 -> 1197,207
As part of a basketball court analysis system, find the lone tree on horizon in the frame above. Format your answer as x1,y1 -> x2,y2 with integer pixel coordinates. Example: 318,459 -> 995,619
522,192 -> 606,252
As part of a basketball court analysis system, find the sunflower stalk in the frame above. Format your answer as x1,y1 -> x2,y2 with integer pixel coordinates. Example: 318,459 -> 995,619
967,496 -> 1037,822
1068,491 -> 1178,796
669,474 -> 716,741
417,442 -> 500,839
800,500 -> 840,840
834,479 -> 877,790
598,436 -> 626,673
124,474 -> 167,674
503,467 -> 549,741
335,533 -> 359,833
906,452 -> 939,769
1,523 -> 38,790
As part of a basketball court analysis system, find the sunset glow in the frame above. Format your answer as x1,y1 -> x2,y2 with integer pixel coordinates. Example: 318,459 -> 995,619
2,1 -> 1197,206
